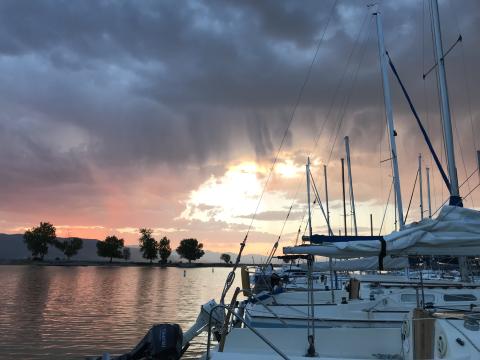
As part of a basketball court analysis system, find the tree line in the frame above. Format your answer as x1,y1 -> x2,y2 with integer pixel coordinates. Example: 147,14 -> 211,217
23,222 -> 83,260
23,222 -> 207,264
96,228 -> 205,264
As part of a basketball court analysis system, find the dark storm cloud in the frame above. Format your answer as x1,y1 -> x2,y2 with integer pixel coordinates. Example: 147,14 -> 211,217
0,0 -> 479,203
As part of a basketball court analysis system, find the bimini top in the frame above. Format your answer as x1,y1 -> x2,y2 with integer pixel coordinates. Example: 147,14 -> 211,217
283,206 -> 480,258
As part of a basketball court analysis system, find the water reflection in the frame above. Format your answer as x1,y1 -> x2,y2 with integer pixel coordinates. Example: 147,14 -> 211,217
0,265 -> 239,359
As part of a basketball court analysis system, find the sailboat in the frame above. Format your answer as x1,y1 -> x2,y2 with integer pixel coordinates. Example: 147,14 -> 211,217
205,1 -> 480,358
95,1 -> 480,359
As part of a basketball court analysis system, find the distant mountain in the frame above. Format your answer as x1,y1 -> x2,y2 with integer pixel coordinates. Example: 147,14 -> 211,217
0,233 -> 274,264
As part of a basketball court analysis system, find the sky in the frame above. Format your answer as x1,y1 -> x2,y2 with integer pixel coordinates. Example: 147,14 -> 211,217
0,0 -> 479,255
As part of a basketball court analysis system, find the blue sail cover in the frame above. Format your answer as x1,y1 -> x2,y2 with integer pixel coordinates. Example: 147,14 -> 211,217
284,206 -> 480,258
306,235 -> 384,244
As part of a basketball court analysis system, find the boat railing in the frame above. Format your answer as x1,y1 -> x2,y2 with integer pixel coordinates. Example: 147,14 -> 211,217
205,302 -> 291,360
242,288 -> 288,326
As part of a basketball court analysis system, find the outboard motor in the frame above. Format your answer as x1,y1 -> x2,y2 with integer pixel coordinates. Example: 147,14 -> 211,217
110,323 -> 183,360
96,300 -> 223,360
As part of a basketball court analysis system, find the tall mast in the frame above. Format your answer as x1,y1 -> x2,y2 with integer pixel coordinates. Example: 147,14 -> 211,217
344,136 -> 358,235
372,5 -> 405,229
477,150 -> 480,181
430,0 -> 467,280
430,0 -> 462,206
341,158 -> 347,236
426,167 -> 432,218
370,214 -> 373,236
324,165 -> 332,235
324,165 -> 335,298
419,154 -> 424,220
306,157 -> 313,238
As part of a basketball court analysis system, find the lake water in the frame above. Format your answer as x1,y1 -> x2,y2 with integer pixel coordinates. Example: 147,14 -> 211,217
0,265 -> 240,360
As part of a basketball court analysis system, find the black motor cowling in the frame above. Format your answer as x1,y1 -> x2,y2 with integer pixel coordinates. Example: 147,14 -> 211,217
113,323 -> 183,360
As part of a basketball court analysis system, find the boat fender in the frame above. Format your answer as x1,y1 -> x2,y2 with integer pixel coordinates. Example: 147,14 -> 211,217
241,266 -> 250,295
348,278 -> 360,300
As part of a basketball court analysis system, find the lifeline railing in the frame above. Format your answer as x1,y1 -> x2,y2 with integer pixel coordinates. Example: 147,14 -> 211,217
241,288 -> 288,327
205,302 -> 290,360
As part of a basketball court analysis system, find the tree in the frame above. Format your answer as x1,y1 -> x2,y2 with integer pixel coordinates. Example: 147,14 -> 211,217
176,238 -> 205,264
138,228 -> 158,263
23,222 -> 57,260
158,236 -> 172,264
122,247 -> 131,262
97,235 -> 124,263
56,237 -> 83,260
220,253 -> 232,264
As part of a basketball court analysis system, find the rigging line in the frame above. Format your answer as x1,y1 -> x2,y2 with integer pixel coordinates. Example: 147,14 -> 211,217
453,118 -> 475,208
278,10 -> 371,245
446,0 -> 476,209
327,16 -> 373,165
263,203 -> 294,266
447,0 -> 478,151
220,0 -> 339,303
281,9 -> 370,249
462,182 -> 480,203
264,6 -> 370,258
254,0 -> 340,268
295,200 -> 308,246
379,178 -> 394,236
386,52 -> 451,193
441,2 -> 473,207
227,0 -> 338,258
404,168 -> 419,224
245,0 -> 333,238
431,165 -> 479,217
283,9 -> 370,247
310,10 -> 371,160
326,17 -> 373,165
310,172 -> 332,234
321,13 -> 370,159
294,223 -> 303,246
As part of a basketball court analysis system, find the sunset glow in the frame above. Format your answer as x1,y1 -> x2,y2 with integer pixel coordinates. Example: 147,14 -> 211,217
0,0 -> 478,257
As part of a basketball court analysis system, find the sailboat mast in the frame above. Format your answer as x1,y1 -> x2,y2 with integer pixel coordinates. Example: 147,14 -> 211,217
372,5 -> 405,229
430,0 -> 467,280
345,136 -> 358,235
477,150 -> 480,180
341,158 -> 347,236
306,157 -> 313,238
430,0 -> 462,206
419,154 -> 424,220
324,165 -> 331,234
426,167 -> 432,218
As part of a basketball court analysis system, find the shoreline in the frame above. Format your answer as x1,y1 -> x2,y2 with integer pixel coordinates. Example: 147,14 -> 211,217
0,259 -> 255,267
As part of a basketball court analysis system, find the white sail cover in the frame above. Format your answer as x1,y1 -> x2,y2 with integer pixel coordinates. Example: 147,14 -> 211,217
284,206 -> 480,258
302,256 -> 408,272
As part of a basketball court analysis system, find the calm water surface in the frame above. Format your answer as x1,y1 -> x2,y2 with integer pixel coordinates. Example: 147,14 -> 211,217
0,265 -> 240,360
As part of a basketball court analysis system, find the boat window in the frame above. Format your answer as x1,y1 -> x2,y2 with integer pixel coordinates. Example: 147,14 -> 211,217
400,294 -> 435,303
443,294 -> 477,302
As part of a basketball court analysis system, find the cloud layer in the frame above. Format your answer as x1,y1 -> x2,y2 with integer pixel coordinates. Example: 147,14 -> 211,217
0,0 -> 479,252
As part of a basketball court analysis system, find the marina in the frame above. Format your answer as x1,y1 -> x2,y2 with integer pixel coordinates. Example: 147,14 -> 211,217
1,0 -> 480,359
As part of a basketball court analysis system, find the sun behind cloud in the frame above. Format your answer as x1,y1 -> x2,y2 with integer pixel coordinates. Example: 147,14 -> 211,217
180,160 -> 303,236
